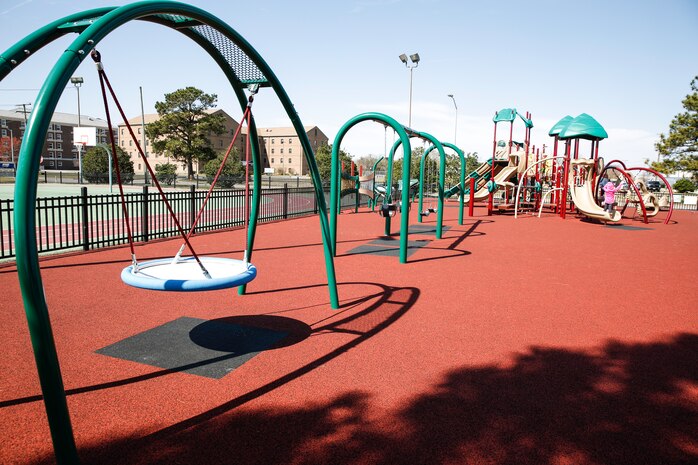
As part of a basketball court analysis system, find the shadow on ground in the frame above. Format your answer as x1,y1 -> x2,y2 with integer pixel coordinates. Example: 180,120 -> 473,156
45,333 -> 697,465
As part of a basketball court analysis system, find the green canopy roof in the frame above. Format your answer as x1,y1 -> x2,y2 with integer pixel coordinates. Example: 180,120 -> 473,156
548,115 -> 573,136
557,113 -> 608,140
493,108 -> 533,128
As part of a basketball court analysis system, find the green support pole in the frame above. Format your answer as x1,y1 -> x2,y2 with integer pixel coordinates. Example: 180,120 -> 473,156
417,146 -> 434,223
393,132 -> 447,239
370,156 -> 384,211
415,132 -> 446,239
14,48 -> 81,465
384,139 -> 401,237
442,142 -> 466,226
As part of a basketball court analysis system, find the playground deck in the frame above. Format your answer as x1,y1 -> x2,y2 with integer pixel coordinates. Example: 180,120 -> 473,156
1,204 -> 696,465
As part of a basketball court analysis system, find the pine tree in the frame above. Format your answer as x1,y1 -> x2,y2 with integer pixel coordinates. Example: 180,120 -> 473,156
651,76 -> 698,180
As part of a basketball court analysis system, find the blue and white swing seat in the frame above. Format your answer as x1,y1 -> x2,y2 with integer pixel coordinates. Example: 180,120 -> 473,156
122,256 -> 256,292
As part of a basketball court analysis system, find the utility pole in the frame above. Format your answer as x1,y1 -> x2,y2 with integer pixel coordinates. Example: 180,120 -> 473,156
140,86 -> 149,184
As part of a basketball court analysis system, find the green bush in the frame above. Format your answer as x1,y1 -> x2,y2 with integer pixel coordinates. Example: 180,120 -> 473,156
201,151 -> 245,188
155,162 -> 178,185
83,145 -> 134,184
673,178 -> 696,193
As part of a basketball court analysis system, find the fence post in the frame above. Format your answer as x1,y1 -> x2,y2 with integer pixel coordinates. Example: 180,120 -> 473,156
142,185 -> 149,242
314,188 -> 318,214
283,183 -> 289,219
59,171 -> 62,184
189,184 -> 196,232
81,186 -> 89,251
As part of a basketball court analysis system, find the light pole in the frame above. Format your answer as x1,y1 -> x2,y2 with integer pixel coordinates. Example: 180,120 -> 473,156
399,52 -> 420,127
71,76 -> 84,182
447,94 -> 458,145
9,128 -> 15,167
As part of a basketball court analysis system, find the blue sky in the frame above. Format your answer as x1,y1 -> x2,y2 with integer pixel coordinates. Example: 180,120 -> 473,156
1,0 -> 696,167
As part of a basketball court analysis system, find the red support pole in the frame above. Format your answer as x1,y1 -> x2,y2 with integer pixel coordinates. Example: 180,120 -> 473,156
561,141 -> 571,219
469,176 -> 475,217
591,140 -> 596,160
552,137 -> 558,208
489,118 -> 498,216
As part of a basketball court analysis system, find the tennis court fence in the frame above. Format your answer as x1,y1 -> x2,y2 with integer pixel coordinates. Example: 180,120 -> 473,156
0,184 -> 368,260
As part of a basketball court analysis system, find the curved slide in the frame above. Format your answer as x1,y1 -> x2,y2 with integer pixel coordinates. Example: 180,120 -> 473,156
569,159 -> 621,222
463,164 -> 519,205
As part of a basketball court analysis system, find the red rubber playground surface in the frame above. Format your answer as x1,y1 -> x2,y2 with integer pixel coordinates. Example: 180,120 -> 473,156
1,204 -> 696,465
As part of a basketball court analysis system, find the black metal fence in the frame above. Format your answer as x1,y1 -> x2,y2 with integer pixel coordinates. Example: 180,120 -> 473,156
0,185 -> 367,260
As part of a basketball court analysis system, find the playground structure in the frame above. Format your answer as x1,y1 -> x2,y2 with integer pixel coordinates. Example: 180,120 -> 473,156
440,108 -> 537,215
513,113 -> 674,224
1,2 -> 341,462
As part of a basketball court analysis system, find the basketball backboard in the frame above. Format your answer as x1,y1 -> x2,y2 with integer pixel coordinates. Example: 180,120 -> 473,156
73,126 -> 97,146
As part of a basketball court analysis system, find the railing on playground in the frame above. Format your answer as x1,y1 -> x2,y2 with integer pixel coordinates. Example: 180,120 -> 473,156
0,184 -> 368,260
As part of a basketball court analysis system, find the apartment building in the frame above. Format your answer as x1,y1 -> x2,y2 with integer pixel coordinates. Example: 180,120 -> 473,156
0,109 -> 116,170
119,108 -> 328,177
252,126 -> 328,175
118,109 -> 242,177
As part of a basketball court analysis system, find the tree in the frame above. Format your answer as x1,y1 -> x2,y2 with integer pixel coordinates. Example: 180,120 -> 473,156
145,87 -> 226,180
314,143 -> 352,185
444,151 -> 480,187
354,154 -> 380,172
82,145 -> 134,184
155,162 -> 178,186
0,135 -> 21,163
650,75 -> 698,181
201,149 -> 245,189
673,178 -> 696,193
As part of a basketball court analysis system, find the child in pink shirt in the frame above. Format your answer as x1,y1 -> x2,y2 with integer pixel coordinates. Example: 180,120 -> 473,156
602,181 -> 623,213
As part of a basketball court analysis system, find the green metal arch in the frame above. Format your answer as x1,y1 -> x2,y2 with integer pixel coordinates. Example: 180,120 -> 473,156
387,131 -> 447,239
3,2 -> 339,462
419,142 -> 465,226
329,112 -> 412,263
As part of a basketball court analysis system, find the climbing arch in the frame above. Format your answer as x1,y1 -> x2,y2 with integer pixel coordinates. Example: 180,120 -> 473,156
419,142 -> 466,226
329,112 -> 412,263
386,131 -> 447,239
2,2 -> 339,462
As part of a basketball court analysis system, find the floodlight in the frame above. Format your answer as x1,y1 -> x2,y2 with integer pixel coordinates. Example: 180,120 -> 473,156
70,76 -> 84,86
399,54 -> 408,64
410,53 -> 420,63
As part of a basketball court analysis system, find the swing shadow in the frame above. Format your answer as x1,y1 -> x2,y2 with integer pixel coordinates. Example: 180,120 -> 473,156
396,218 -> 488,264
137,281 -> 420,441
0,281 -> 417,409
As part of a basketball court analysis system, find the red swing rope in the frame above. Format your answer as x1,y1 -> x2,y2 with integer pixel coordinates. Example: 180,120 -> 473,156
244,96 -> 252,232
93,52 -> 136,268
172,95 -> 254,262
91,50 -> 211,278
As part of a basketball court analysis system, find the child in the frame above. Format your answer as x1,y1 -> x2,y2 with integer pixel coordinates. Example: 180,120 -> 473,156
602,180 -> 623,213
